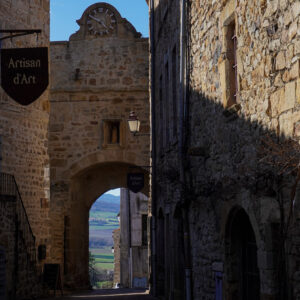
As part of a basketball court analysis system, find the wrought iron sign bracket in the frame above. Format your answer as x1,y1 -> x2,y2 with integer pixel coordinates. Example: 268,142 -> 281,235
0,30 -> 42,42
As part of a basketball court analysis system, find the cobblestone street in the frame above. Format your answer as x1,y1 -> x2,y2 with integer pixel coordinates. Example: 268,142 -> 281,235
41,289 -> 158,300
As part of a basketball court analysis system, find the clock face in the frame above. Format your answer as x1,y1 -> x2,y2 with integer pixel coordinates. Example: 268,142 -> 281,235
87,6 -> 117,36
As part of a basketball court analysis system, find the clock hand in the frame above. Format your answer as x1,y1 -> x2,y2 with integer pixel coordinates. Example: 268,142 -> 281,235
88,14 -> 108,29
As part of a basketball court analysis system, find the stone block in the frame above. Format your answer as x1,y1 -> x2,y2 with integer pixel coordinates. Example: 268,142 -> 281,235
50,124 -> 64,132
295,40 -> 300,55
279,111 -> 294,137
297,78 -> 300,104
292,2 -> 300,19
288,21 -> 298,41
279,81 -> 296,113
294,122 -> 300,138
276,51 -> 286,70
50,159 -> 67,168
289,61 -> 299,81
268,88 -> 283,117
264,0 -> 278,17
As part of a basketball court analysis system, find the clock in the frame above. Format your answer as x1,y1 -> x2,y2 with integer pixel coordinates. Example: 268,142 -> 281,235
87,6 -> 117,36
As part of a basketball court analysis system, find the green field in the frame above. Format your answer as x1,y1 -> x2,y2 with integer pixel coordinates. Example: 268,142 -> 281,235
90,247 -> 115,271
89,225 -> 119,230
95,262 -> 114,270
89,194 -> 120,288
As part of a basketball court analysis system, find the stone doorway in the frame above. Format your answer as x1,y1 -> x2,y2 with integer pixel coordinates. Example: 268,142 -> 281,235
58,162 -> 149,289
225,207 -> 260,300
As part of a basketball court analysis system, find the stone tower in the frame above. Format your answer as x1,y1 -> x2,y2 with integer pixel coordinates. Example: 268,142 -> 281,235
49,2 -> 150,288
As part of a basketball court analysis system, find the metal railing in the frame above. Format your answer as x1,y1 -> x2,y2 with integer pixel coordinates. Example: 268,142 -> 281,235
0,172 -> 36,263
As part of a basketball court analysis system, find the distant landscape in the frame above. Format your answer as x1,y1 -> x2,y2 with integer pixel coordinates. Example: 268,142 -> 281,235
89,193 -> 120,288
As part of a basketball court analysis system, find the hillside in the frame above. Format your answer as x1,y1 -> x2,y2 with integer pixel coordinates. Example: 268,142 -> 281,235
90,194 -> 120,213
89,193 -> 120,248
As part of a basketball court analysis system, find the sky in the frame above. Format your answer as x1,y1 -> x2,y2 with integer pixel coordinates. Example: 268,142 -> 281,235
50,0 -> 149,41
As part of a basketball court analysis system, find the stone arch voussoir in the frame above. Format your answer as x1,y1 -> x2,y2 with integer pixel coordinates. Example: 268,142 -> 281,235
64,151 -> 147,179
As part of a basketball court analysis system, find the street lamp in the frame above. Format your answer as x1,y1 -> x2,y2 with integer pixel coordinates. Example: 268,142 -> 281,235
127,111 -> 150,136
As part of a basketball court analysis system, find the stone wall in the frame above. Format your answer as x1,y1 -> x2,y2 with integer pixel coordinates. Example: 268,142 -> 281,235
49,3 -> 149,288
188,0 -> 300,299
0,0 -> 50,252
151,0 -> 300,299
0,1 -> 50,299
119,189 -> 148,288
0,194 -> 41,299
113,228 -> 120,286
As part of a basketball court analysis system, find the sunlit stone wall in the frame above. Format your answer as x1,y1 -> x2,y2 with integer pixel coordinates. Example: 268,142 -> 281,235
0,0 -> 50,257
49,3 -> 149,288
0,0 -> 50,298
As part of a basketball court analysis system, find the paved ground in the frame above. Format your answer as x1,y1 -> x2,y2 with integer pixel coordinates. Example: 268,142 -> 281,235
41,288 -> 158,300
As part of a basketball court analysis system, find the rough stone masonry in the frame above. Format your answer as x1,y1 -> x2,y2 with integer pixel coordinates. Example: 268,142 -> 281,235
49,3 -> 150,288
150,0 -> 300,299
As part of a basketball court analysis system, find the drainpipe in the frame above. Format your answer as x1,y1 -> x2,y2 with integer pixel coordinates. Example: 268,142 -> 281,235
179,0 -> 192,300
150,0 -> 157,296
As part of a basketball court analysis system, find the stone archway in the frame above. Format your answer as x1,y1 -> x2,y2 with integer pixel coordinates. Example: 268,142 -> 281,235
224,206 -> 260,300
48,2 -> 149,289
62,161 -> 149,288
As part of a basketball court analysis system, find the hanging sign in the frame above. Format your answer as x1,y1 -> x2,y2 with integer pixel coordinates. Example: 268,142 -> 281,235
127,173 -> 144,193
1,47 -> 48,105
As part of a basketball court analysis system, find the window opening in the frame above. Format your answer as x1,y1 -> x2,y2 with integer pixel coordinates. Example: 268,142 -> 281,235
165,61 -> 170,145
108,121 -> 120,144
102,120 -> 123,148
226,20 -> 238,107
172,46 -> 177,138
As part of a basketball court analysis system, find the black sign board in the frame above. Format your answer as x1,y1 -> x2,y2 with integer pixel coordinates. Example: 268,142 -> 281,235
1,47 -> 48,105
127,173 -> 144,193
43,263 -> 63,296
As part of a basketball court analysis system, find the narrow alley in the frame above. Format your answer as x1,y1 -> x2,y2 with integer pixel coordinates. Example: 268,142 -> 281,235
40,289 -> 158,300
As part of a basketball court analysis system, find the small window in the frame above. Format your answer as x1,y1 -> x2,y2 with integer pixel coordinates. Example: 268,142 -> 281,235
102,120 -> 124,148
107,121 -> 120,144
172,46 -> 177,138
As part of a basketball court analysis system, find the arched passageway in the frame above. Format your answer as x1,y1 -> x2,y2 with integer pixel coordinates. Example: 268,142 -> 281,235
62,162 -> 149,288
225,207 -> 260,300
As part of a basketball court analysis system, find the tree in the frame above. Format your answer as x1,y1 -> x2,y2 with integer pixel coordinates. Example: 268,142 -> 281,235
89,251 -> 98,287
259,134 -> 300,299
